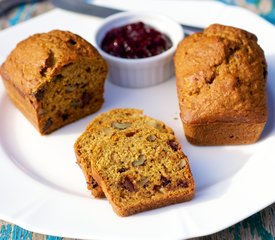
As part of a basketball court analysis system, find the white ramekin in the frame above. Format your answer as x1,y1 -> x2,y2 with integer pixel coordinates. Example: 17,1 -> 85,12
95,11 -> 184,88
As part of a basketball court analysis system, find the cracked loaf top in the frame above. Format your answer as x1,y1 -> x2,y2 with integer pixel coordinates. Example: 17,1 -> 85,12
175,24 -> 268,125
0,30 -> 102,95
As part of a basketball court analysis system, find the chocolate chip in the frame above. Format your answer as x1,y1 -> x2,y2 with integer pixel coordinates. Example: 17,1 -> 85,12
40,50 -> 55,76
42,118 -> 52,132
40,67 -> 47,77
81,92 -> 93,107
86,67 -> 91,73
80,83 -> 88,89
33,88 -> 45,101
153,185 -> 161,191
125,132 -> 135,137
168,140 -> 179,151
53,74 -> 63,82
68,39 -> 77,45
87,179 -> 98,188
61,113 -> 69,121
118,176 -> 135,192
63,63 -> 73,68
161,175 -> 171,187
177,179 -> 189,188
263,68 -> 268,79
118,167 -> 127,173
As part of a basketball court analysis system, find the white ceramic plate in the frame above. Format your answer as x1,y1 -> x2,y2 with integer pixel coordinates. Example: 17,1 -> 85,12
0,1 -> 275,239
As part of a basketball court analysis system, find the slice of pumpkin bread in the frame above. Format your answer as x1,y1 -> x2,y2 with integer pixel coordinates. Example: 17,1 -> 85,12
75,108 -> 195,216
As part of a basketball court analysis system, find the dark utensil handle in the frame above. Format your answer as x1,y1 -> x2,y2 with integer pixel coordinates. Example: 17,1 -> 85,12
51,0 -> 204,35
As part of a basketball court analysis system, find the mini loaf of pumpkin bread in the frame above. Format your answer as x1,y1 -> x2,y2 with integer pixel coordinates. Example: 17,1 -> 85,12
0,30 -> 107,134
74,108 -> 195,216
175,24 -> 268,145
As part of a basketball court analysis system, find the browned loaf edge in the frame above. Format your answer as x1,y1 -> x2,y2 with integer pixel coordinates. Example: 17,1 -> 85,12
75,108 -> 195,216
174,24 -> 268,145
0,30 -> 107,134
74,147 -> 105,198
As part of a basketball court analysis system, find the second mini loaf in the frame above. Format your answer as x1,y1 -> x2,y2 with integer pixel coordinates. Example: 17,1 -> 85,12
175,24 -> 268,145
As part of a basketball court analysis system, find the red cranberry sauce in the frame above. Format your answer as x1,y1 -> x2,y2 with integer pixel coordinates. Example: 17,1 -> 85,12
101,21 -> 172,59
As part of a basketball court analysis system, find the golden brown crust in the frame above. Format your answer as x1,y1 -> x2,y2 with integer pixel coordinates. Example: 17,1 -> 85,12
184,122 -> 266,145
174,24 -> 268,145
75,108 -> 195,216
0,30 -> 108,134
1,30 -> 102,94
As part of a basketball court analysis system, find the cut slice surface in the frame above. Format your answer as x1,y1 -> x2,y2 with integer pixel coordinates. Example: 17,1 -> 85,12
74,108 -> 195,216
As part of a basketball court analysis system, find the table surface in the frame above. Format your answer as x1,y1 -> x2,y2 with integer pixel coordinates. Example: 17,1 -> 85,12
0,1 -> 274,240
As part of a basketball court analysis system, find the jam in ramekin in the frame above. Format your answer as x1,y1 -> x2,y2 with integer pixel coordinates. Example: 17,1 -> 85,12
101,21 -> 172,59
